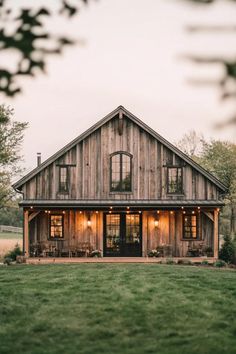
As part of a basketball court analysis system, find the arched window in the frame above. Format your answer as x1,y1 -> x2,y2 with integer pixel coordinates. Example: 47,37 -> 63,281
110,152 -> 132,192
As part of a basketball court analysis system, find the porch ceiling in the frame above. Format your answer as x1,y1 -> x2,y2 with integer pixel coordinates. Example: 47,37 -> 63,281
20,199 -> 225,208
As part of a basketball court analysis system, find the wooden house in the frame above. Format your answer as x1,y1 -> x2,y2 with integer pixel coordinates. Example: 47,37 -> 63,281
13,106 -> 226,259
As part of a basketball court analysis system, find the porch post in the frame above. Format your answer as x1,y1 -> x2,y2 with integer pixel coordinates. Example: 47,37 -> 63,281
213,209 -> 219,259
24,209 -> 29,257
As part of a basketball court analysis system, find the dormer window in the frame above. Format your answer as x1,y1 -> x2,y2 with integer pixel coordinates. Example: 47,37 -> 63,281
110,152 -> 132,192
59,166 -> 69,193
167,167 -> 183,194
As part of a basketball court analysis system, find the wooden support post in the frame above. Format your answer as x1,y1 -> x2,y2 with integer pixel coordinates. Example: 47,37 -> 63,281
213,209 -> 219,259
24,210 -> 29,257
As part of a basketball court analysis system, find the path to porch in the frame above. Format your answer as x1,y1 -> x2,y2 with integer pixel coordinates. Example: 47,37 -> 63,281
26,257 -> 216,264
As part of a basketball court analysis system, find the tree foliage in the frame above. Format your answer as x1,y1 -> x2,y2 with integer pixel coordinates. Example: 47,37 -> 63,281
0,0 -> 89,96
0,105 -> 28,208
219,234 -> 236,264
177,131 -> 236,235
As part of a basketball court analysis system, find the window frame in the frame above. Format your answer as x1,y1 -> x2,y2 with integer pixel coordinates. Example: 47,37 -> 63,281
49,214 -> 64,240
182,213 -> 199,240
167,166 -> 183,195
110,151 -> 132,193
59,166 -> 69,193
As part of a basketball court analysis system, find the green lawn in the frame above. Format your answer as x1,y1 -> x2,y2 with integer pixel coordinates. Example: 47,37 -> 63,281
0,265 -> 236,354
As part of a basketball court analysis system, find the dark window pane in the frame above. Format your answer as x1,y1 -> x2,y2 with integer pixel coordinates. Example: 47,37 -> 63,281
168,167 -> 182,194
59,167 -> 68,192
111,153 -> 132,192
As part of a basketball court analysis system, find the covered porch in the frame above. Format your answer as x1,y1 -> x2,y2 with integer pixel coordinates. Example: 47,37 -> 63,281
22,200 -> 222,260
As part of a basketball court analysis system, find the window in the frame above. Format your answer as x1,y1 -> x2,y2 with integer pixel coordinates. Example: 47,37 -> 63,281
59,166 -> 68,192
110,152 -> 132,192
167,167 -> 183,194
49,215 -> 64,239
183,214 -> 198,239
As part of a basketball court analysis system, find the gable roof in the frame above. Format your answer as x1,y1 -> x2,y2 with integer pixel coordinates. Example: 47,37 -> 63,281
13,105 -> 227,192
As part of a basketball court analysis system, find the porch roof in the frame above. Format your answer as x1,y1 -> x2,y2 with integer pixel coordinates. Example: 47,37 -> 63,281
20,199 -> 224,208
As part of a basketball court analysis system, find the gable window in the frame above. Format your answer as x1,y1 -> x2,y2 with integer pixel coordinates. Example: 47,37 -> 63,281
49,215 -> 64,239
110,152 -> 132,192
59,166 -> 68,192
183,214 -> 198,239
167,167 -> 183,194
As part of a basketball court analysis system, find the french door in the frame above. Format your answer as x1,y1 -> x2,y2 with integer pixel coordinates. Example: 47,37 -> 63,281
104,213 -> 142,257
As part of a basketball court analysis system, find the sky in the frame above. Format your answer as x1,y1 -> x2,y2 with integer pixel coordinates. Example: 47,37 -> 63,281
2,0 -> 236,174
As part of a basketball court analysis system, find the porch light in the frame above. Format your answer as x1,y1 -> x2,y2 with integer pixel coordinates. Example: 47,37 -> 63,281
154,219 -> 159,228
45,210 -> 48,213
96,211 -> 99,214
87,216 -> 91,227
109,210 -> 112,214
110,206 -> 113,210
127,206 -> 130,210
198,207 -> 200,210
79,211 -> 82,214
48,211 -> 51,214
181,207 -> 184,210
139,211 -> 142,214
217,208 -> 220,212
62,211 -> 65,214
192,211 -> 195,214
183,211 -> 186,214
170,211 -> 174,215
30,206 -> 33,209
157,210 -> 160,214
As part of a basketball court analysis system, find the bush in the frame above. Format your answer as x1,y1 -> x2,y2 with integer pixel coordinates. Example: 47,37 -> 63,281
4,243 -> 22,262
219,235 -> 235,264
3,257 -> 12,265
214,260 -> 227,268
166,258 -> 175,265
201,260 -> 209,266
148,250 -> 158,257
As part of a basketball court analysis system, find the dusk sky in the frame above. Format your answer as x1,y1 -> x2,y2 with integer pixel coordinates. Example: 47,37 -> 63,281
2,0 -> 236,175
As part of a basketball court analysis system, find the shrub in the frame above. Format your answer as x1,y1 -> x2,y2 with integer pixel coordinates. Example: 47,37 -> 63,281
166,257 -> 175,265
201,260 -> 209,266
148,250 -> 158,257
4,243 -> 22,262
219,235 -> 235,264
214,260 -> 227,268
3,257 -> 12,265
90,250 -> 102,258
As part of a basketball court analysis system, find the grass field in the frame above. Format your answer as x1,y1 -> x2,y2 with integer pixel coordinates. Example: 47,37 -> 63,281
0,232 -> 22,259
0,265 -> 236,354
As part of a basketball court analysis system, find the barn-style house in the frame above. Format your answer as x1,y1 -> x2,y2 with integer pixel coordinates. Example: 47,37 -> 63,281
13,106 -> 226,260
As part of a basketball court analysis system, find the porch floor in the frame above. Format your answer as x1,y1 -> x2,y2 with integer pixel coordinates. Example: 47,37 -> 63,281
26,257 -> 216,264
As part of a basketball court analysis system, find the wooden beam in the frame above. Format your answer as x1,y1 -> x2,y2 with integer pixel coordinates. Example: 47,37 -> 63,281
24,210 -> 29,257
213,209 -> 219,259
29,211 -> 40,222
118,110 -> 123,135
203,211 -> 214,222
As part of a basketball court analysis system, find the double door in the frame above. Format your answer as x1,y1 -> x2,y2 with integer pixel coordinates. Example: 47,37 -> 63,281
104,213 -> 142,257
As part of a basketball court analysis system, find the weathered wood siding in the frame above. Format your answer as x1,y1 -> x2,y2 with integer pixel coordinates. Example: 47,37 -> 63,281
30,210 -> 215,257
30,210 -> 103,252
22,115 -> 219,201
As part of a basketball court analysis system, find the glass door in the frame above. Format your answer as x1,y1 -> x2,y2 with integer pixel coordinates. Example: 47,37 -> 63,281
104,214 -> 121,256
104,213 -> 142,257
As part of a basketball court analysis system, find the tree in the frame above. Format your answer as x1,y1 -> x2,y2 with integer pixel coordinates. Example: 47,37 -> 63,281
177,132 -> 236,235
219,234 -> 236,264
175,130 -> 205,159
0,0 -> 90,96
200,140 -> 236,235
0,105 -> 28,208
